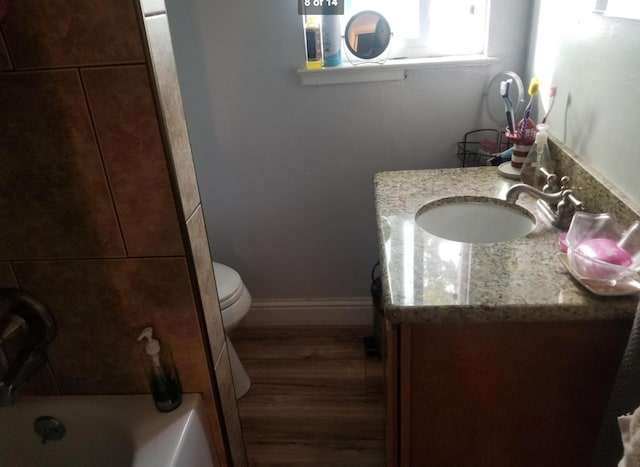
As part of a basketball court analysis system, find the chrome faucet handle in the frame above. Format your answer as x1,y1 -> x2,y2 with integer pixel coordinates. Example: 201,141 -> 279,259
542,173 -> 559,193
554,189 -> 584,229
563,190 -> 584,211
0,289 -> 55,406
558,177 -> 583,211
506,175 -> 585,230
536,168 -> 562,194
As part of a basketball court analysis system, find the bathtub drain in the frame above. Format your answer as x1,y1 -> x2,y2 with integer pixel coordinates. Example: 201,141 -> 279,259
34,416 -> 66,444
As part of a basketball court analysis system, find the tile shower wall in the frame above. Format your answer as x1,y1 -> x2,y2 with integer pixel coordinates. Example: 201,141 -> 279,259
0,0 -> 243,466
0,263 -> 17,288
13,258 -> 208,394
81,65 -> 185,257
0,33 -> 11,69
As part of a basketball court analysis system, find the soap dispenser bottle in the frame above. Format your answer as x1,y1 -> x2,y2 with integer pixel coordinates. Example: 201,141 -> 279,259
520,124 -> 553,190
138,327 -> 182,412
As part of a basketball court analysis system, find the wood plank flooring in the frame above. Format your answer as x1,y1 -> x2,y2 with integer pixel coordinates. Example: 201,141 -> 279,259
231,325 -> 386,467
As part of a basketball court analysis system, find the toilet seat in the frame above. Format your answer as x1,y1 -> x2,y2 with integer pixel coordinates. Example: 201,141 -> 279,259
213,262 -> 244,309
212,262 -> 251,331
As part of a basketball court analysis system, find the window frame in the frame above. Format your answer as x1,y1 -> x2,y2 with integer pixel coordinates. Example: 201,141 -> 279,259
340,0 -> 489,60
297,0 -> 496,86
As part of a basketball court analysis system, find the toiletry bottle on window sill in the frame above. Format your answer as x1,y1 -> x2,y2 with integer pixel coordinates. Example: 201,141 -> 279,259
305,16 -> 323,69
322,14 -> 341,66
138,327 -> 182,412
521,124 -> 553,190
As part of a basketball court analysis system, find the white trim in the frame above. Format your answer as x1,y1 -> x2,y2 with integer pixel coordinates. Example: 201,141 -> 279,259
244,297 -> 375,326
140,0 -> 166,16
298,66 -> 406,86
297,55 -> 498,86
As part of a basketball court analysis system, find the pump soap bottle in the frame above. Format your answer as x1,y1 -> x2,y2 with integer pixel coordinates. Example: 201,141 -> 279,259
138,326 -> 182,412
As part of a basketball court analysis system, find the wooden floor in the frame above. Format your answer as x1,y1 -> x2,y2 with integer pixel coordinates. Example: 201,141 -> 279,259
231,325 -> 386,467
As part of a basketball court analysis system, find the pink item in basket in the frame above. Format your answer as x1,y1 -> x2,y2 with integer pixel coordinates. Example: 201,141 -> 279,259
576,238 -> 632,266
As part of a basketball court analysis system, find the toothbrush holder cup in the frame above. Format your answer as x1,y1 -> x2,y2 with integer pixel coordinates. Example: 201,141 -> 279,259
505,119 -> 537,170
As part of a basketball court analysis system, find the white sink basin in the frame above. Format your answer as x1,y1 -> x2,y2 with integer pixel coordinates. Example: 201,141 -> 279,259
415,196 -> 536,243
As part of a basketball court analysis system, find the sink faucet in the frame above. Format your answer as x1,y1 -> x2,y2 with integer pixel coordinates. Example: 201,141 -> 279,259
0,289 -> 56,406
505,175 -> 584,230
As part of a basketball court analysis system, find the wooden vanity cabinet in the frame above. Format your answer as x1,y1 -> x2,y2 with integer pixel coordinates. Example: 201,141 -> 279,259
385,319 -> 632,467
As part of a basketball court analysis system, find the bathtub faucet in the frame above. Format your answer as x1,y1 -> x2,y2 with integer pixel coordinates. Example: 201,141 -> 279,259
0,289 -> 56,406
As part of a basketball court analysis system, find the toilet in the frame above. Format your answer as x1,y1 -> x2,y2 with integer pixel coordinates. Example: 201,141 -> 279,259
212,262 -> 252,399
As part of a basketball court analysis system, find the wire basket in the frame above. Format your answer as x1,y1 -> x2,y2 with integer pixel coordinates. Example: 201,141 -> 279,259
456,129 -> 509,167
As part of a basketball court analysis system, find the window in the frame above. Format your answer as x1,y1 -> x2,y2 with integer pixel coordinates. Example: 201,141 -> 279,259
299,0 -> 493,85
341,0 -> 489,59
595,0 -> 640,20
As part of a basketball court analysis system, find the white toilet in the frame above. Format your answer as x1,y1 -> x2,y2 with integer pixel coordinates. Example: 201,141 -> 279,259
212,262 -> 252,399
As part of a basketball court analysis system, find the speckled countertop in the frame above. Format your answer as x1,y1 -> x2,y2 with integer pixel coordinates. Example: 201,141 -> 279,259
374,166 -> 639,323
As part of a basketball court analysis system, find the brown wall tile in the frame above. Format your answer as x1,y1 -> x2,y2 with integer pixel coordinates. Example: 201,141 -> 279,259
0,3 -> 229,461
143,14 -> 200,219
21,363 -> 59,396
0,31 -> 12,69
82,66 -> 184,257
215,345 -> 248,467
13,258 -> 210,394
0,262 -> 17,287
0,70 -> 125,259
1,0 -> 144,68
187,206 -> 226,359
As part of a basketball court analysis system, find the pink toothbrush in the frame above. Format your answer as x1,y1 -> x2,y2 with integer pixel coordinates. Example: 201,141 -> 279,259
541,86 -> 557,124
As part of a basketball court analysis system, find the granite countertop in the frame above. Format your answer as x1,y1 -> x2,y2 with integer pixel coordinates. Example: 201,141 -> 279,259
374,166 -> 639,324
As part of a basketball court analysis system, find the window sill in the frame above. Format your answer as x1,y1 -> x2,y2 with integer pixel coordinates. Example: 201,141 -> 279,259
297,55 -> 498,86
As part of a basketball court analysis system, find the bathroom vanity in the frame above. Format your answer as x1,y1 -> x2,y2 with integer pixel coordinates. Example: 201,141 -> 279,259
374,147 -> 640,466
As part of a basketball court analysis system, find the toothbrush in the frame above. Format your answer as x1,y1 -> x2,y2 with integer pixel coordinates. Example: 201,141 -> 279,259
541,86 -> 557,124
520,77 -> 540,140
505,79 -> 515,131
500,79 -> 515,132
488,146 -> 514,166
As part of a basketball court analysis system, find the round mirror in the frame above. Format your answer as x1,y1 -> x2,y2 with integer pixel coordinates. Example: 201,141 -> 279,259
344,11 -> 391,60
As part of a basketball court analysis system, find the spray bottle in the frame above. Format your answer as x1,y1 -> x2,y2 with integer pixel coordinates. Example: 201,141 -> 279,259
322,14 -> 341,66
520,124 -> 553,190
138,327 -> 182,412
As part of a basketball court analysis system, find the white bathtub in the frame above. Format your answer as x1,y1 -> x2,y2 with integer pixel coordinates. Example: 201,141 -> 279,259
0,393 -> 216,467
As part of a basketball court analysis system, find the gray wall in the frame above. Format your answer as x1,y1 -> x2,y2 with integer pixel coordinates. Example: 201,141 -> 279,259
166,0 -> 531,301
528,0 -> 640,209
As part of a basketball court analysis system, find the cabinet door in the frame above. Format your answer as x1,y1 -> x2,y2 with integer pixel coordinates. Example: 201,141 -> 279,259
399,320 -> 630,467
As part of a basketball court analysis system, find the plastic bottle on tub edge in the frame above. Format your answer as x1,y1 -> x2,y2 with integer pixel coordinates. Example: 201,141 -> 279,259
138,327 -> 182,412
520,124 -> 553,190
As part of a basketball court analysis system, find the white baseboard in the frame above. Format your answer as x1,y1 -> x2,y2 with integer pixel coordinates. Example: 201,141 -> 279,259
244,297 -> 375,326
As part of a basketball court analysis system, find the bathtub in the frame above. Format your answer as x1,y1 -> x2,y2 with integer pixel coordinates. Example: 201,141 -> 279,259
0,393 -> 216,467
